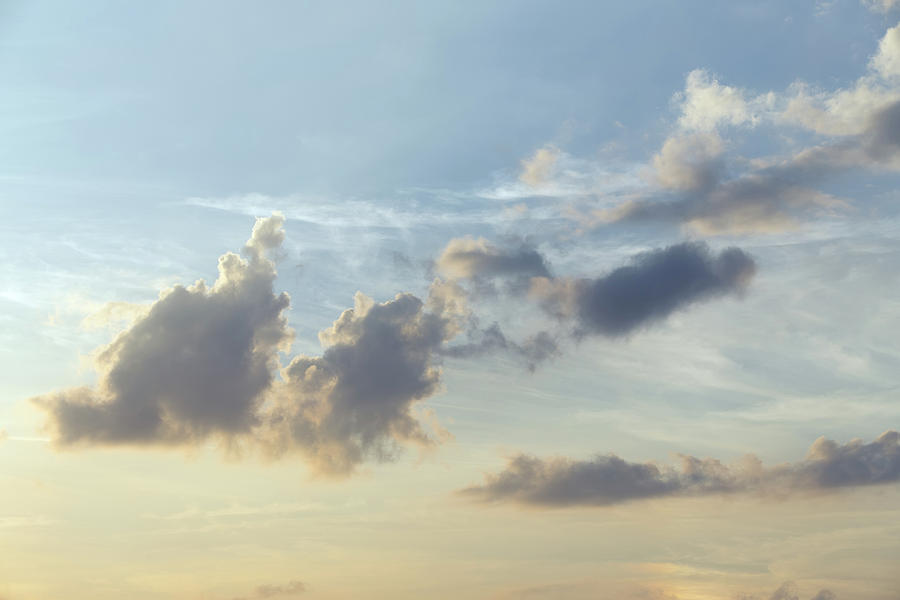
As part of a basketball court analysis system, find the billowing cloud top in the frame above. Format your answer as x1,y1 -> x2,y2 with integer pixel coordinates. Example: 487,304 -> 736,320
32,217 -> 758,476
33,214 -> 294,446
260,291 -> 457,475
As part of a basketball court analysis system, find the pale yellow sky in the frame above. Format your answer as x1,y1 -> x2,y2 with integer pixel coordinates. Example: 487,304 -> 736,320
4,2 -> 900,599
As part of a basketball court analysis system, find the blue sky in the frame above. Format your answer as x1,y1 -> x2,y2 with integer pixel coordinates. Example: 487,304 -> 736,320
2,2 -> 900,599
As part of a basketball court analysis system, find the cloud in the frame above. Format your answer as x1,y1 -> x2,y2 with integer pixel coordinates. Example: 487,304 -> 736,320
604,148 -> 847,234
431,240 -> 754,367
652,133 -> 726,192
440,323 -> 560,370
578,22 -> 900,234
676,69 -> 770,133
260,289 -> 458,475
33,214 -> 294,447
0,429 -> 7,444
493,581 -> 679,600
520,145 -> 562,187
743,582 -> 837,600
461,430 -> 900,507
863,0 -> 900,14
530,242 -> 755,337
31,221 -> 755,474
494,580 -> 837,600
435,237 -> 550,282
32,215 -> 465,476
231,580 -> 305,600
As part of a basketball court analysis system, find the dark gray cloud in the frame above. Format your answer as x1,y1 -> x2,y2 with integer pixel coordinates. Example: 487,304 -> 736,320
32,216 -> 462,475
231,580 -> 306,600
461,430 -> 900,507
260,290 -> 458,475
32,219 -> 753,475
605,99 -> 900,234
33,214 -> 293,446
530,242 -> 756,338
440,323 -> 560,371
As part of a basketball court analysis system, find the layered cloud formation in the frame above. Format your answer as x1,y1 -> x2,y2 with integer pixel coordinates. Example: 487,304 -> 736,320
32,216 -> 758,475
462,431 -> 900,507
33,215 -> 461,475
540,21 -> 900,235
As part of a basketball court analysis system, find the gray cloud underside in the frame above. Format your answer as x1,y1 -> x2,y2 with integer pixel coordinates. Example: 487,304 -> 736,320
531,242 -> 756,337
32,219 -> 756,475
610,99 -> 900,233
32,215 -> 459,475
461,431 -> 900,507
762,582 -> 837,600
33,214 -> 294,446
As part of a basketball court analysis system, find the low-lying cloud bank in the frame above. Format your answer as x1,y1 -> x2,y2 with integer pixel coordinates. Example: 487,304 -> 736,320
32,216 -> 756,475
496,580 -> 836,600
231,580 -> 305,600
461,431 -> 900,507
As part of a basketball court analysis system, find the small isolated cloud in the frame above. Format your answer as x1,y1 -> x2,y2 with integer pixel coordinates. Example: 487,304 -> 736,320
530,242 -> 755,337
435,237 -> 550,282
231,580 -> 306,600
461,430 -> 900,507
520,145 -> 562,187
0,429 -> 7,444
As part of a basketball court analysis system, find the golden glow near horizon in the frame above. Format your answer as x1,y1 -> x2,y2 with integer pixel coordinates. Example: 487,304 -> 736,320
3,2 -> 900,599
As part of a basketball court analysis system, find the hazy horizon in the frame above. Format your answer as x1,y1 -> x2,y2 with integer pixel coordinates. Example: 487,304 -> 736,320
2,1 -> 900,599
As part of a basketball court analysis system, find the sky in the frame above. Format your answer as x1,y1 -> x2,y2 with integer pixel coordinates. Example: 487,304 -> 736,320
2,1 -> 900,599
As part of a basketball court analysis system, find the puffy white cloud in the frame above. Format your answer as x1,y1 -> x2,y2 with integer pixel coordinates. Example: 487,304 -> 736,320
676,69 -> 770,133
